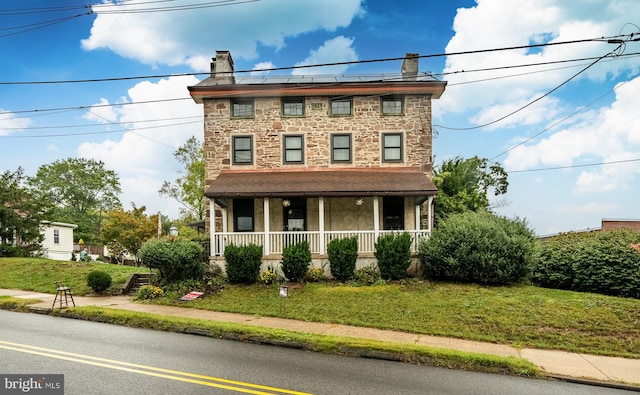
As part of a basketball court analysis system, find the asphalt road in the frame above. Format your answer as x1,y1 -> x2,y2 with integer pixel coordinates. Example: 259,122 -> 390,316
0,310 -> 634,395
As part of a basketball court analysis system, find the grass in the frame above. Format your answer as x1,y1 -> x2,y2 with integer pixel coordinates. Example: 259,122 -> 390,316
2,257 -> 640,359
159,280 -> 640,358
0,257 -> 152,295
48,306 -> 540,377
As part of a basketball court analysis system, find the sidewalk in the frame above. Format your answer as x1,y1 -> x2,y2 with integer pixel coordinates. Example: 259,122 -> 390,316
2,289 -> 639,390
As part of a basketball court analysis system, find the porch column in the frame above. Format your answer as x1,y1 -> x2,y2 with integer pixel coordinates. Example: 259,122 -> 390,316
263,197 -> 270,256
373,196 -> 380,240
222,206 -> 228,233
415,202 -> 421,230
318,196 -> 325,254
209,199 -> 216,256
427,195 -> 434,232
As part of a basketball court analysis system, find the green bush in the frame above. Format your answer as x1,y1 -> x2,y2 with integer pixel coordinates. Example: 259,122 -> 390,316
224,244 -> 263,284
86,270 -> 112,293
305,266 -> 326,282
375,233 -> 412,280
353,265 -> 382,286
281,241 -> 311,282
419,211 -> 536,285
532,229 -> 640,298
327,236 -> 358,281
135,285 -> 164,300
139,238 -> 204,285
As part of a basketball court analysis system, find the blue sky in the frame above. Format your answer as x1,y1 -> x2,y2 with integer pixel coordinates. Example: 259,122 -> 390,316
1,0 -> 639,235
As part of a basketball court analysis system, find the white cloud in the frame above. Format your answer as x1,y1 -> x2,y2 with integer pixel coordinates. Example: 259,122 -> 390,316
251,62 -> 276,76
77,75 -> 203,218
0,110 -> 31,137
292,36 -> 358,75
504,76 -> 640,191
82,98 -> 121,124
82,0 -> 364,70
437,0 -> 640,121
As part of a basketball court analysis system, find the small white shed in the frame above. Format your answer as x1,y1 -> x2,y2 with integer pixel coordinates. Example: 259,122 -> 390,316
40,221 -> 77,261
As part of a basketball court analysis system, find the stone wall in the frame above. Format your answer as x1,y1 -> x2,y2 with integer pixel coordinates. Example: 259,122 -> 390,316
203,95 -> 434,182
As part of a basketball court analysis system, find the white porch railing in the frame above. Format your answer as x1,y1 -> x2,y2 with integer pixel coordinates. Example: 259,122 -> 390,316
211,230 -> 430,256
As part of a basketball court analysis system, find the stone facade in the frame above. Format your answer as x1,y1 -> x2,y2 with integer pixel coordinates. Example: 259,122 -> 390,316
202,95 -> 434,183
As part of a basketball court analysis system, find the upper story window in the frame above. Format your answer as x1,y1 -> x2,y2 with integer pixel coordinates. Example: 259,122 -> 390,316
53,229 -> 60,244
382,132 -> 403,162
381,95 -> 404,115
284,135 -> 304,164
282,98 -> 305,117
232,135 -> 253,165
231,98 -> 254,118
330,98 -> 352,116
331,134 -> 352,163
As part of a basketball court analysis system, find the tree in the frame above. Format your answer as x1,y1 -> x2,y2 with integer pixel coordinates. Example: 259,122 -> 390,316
159,136 -> 206,221
101,204 -> 158,263
0,168 -> 47,257
28,158 -> 121,243
433,156 -> 508,225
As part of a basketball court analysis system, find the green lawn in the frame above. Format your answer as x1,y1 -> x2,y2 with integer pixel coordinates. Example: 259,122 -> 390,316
0,257 -> 151,295
162,281 -> 640,358
2,257 -> 639,358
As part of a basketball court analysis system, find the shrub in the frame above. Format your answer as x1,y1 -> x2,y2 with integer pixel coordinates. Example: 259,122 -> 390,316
86,270 -> 112,293
260,265 -> 278,285
224,244 -> 263,284
135,285 -> 164,300
353,265 -> 381,286
139,238 -> 204,285
375,233 -> 412,280
281,241 -> 311,282
419,211 -> 536,285
532,229 -> 640,298
327,236 -> 358,281
305,266 -> 326,282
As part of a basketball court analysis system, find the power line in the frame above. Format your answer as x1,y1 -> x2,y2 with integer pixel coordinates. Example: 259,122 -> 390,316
0,34 -> 629,85
509,158 -> 640,173
433,40 -> 629,132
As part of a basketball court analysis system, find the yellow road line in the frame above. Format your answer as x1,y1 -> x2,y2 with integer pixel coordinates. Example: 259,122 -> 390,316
0,340 -> 313,395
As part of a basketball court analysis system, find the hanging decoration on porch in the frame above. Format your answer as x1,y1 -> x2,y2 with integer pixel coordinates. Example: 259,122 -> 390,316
282,199 -> 291,207
355,198 -> 364,207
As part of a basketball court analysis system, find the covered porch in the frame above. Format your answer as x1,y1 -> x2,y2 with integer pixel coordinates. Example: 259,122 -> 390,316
206,168 -> 437,258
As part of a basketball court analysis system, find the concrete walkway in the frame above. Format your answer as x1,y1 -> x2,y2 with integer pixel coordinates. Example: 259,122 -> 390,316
2,289 -> 639,390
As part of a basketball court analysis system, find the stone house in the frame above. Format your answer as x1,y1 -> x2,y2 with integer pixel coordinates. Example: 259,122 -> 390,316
188,51 -> 446,270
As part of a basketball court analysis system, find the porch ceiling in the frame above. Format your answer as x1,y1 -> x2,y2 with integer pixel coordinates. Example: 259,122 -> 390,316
204,168 -> 437,198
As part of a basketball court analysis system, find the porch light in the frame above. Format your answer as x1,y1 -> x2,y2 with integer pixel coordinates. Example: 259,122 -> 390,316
355,198 -> 364,206
282,199 -> 291,207
169,226 -> 178,237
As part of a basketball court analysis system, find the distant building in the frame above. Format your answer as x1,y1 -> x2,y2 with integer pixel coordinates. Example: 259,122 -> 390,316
601,219 -> 640,232
40,221 -> 77,261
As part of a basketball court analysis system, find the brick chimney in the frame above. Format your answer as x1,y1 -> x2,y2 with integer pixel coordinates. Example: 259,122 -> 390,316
210,50 -> 235,84
401,53 -> 419,81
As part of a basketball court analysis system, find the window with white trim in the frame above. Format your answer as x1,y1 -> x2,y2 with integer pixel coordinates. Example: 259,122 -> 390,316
53,229 -> 60,244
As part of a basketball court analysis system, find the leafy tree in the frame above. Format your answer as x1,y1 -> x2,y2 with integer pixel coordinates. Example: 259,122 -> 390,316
28,158 -> 121,243
101,205 -> 158,263
159,136 -> 206,221
433,156 -> 508,225
0,168 -> 46,256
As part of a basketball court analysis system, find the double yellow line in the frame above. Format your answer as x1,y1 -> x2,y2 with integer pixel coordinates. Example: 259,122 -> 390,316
0,340 -> 313,395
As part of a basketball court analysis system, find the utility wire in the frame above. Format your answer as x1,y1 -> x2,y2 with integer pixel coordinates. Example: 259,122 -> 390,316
509,158 -> 640,173
85,109 -> 176,150
433,41 -> 627,131
0,34 -> 629,85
